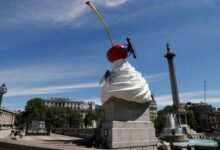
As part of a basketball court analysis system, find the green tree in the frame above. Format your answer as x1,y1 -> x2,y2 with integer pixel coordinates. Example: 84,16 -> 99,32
67,110 -> 83,128
154,114 -> 168,133
188,108 -> 203,132
186,110 -> 196,130
14,111 -> 26,127
46,107 -> 67,128
84,110 -> 101,127
25,98 -> 47,119
14,98 -> 47,128
16,97 -> 90,129
94,109 -> 101,121
84,110 -> 94,127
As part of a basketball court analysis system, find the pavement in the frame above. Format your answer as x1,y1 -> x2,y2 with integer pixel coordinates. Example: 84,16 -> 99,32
0,129 -> 11,138
0,130 -> 98,150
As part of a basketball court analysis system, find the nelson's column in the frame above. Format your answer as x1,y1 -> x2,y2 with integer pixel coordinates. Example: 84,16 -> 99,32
164,43 -> 187,126
164,43 -> 180,109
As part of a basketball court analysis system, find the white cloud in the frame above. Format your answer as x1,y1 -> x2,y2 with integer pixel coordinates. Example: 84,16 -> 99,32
2,71 -> 168,98
95,0 -> 130,7
4,0 -> 86,24
0,63 -> 101,102
0,63 -> 98,86
5,82 -> 100,97
1,0 -> 217,31
155,90 -> 220,107
144,72 -> 168,83
0,0 -> 130,26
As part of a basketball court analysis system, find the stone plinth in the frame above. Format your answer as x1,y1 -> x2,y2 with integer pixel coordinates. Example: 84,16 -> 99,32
101,98 -> 157,149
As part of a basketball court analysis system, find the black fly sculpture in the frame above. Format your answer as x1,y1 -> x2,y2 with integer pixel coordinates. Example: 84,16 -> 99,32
100,70 -> 111,85
126,37 -> 137,59
100,38 -> 137,85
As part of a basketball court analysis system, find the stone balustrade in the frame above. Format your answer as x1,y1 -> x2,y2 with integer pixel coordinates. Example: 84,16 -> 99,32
190,133 -> 220,141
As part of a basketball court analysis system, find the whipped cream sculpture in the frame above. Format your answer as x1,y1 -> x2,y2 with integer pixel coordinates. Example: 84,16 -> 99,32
85,1 -> 152,104
101,39 -> 152,104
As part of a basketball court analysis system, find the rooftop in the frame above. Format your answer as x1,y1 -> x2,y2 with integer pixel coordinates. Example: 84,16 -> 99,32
0,107 -> 17,114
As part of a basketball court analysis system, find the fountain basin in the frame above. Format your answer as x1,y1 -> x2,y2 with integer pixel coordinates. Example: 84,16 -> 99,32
160,134 -> 188,142
173,139 -> 219,150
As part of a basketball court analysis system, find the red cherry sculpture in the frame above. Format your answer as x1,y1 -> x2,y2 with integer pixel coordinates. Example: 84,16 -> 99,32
107,44 -> 128,63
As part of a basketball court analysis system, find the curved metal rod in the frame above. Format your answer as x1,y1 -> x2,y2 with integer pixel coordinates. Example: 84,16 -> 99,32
86,1 -> 114,46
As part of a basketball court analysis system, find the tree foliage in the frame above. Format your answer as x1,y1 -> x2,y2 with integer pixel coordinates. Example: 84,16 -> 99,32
25,98 -> 47,119
84,110 -> 101,127
154,114 -> 168,133
186,110 -> 196,130
46,107 -> 84,128
68,110 -> 83,128
15,98 -> 86,128
14,111 -> 26,127
46,107 -> 68,128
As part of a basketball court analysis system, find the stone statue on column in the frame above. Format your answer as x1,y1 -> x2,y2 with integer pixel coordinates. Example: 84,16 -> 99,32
164,44 -> 188,128
0,83 -> 7,107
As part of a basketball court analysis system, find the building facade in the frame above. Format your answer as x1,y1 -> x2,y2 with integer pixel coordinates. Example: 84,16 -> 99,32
149,95 -> 157,122
214,108 -> 220,132
44,98 -> 97,118
44,98 -> 96,110
0,107 -> 16,128
184,102 -> 220,132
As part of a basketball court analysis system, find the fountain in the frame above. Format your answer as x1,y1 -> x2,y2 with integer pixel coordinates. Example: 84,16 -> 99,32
163,113 -> 219,149
167,113 -> 183,134
169,113 -> 175,129
160,113 -> 188,142
162,45 -> 219,149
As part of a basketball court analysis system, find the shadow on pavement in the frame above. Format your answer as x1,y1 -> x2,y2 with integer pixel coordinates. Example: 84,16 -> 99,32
43,138 -> 91,148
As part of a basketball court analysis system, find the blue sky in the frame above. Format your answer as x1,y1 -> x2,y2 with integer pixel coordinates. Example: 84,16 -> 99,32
0,0 -> 220,110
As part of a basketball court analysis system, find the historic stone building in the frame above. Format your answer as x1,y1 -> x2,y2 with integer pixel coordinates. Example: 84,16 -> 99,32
214,108 -> 220,132
0,83 -> 16,128
44,98 -> 97,118
0,107 -> 16,128
44,98 -> 96,110
149,95 -> 157,122
184,102 -> 220,132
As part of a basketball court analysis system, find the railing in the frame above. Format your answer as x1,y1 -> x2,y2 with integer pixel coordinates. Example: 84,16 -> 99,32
190,133 -> 220,141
